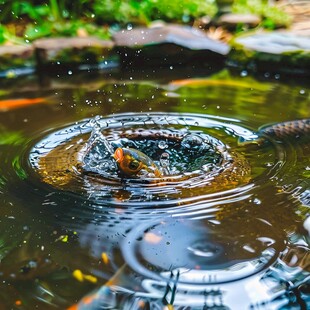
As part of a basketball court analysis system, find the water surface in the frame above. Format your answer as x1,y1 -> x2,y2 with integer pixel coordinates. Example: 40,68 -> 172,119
0,68 -> 309,309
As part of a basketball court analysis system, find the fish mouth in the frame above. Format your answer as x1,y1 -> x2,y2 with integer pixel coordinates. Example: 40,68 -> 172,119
113,147 -> 124,162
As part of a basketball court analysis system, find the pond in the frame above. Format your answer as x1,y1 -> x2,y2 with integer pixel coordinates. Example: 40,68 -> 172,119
0,66 -> 309,309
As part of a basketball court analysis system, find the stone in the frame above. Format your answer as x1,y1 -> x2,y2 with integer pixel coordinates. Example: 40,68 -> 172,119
0,45 -> 35,77
113,24 -> 230,67
217,13 -> 261,29
228,31 -> 310,76
33,37 -> 116,70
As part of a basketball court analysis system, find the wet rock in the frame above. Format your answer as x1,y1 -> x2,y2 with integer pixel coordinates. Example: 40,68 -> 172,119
217,13 -> 261,29
280,0 -> 310,36
33,37 -> 117,71
228,31 -> 310,76
0,45 -> 35,77
113,24 -> 230,67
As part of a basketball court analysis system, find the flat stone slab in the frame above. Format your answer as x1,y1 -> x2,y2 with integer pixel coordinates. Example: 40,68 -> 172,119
235,32 -> 310,53
33,37 -> 116,69
228,31 -> 310,75
217,13 -> 261,29
0,45 -> 35,72
113,24 -> 230,67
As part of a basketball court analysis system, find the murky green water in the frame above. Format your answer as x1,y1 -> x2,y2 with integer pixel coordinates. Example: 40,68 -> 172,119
0,68 -> 309,309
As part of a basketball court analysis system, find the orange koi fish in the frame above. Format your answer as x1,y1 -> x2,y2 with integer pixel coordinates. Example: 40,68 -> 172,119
0,97 -> 46,111
169,78 -> 255,88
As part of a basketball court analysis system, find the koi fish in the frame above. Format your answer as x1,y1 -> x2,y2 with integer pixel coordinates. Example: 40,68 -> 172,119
169,78 -> 268,90
0,97 -> 46,111
113,147 -> 162,178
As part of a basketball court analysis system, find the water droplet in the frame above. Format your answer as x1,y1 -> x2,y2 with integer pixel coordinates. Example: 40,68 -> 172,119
299,89 -> 305,95
127,24 -> 133,30
68,70 -> 73,75
240,70 -> 248,77
253,198 -> 261,205
264,72 -> 270,78
158,141 -> 168,149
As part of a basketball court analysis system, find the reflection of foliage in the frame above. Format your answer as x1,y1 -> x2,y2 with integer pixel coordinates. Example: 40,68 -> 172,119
0,130 -> 25,145
0,130 -> 27,180
168,69 -> 310,122
12,155 -> 27,180
232,0 -> 291,29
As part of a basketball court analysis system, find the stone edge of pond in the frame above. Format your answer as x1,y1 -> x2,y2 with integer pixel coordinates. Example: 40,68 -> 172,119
228,31 -> 310,76
0,25 -> 309,78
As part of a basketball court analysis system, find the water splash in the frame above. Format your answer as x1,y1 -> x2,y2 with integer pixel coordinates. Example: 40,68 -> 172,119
28,113 -> 253,209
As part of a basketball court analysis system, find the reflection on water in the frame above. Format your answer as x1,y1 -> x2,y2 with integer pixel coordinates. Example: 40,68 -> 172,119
0,69 -> 309,309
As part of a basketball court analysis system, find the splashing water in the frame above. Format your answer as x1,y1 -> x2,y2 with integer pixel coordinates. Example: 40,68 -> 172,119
29,113 -> 252,208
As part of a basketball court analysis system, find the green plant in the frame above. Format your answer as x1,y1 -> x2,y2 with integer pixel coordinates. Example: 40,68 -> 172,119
93,0 -> 218,25
232,0 -> 291,29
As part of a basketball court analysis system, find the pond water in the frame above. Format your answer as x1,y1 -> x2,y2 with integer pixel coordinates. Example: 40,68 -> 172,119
0,67 -> 309,309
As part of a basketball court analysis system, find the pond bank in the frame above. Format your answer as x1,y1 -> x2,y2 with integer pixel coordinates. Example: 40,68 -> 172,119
0,0 -> 309,78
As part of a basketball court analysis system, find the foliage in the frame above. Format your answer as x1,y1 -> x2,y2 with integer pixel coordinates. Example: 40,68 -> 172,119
0,0 -> 218,43
0,0 -> 291,44
24,20 -> 110,41
0,0 -> 218,25
0,24 -> 25,45
0,0 -> 110,42
232,0 -> 291,29
93,0 -> 218,24
0,0 -> 94,22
